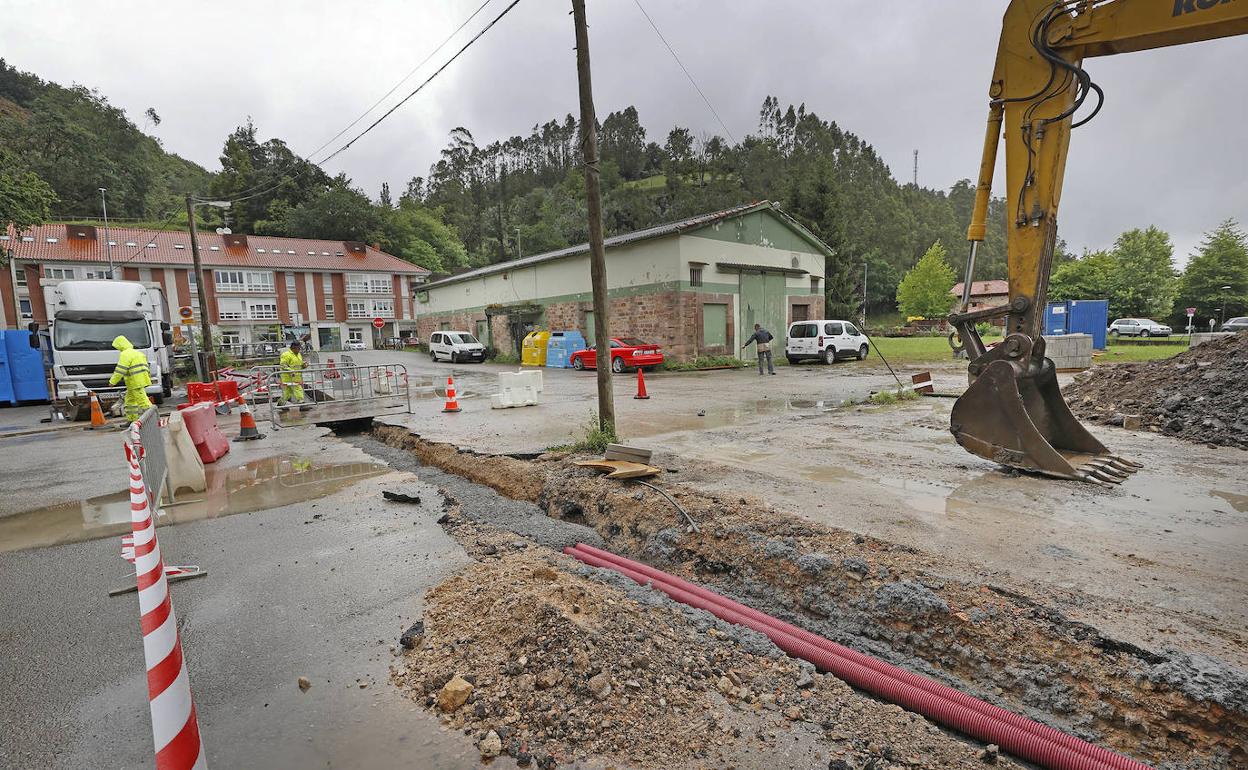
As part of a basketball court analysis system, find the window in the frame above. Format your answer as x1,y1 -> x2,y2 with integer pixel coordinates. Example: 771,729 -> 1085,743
322,274 -> 333,292
792,303 -> 809,322
124,241 -> 137,247
346,273 -> 390,293
218,309 -> 242,320
348,302 -> 368,318
245,271 -> 274,292
790,323 -> 819,338
348,328 -> 364,343
372,300 -> 393,317
811,277 -> 821,294
220,331 -> 241,347
84,270 -> 110,280
256,248 -> 267,254
823,322 -> 844,336
209,245 -> 220,251
702,303 -> 727,347
46,267 -> 75,280
19,299 -> 33,320
16,270 -> 27,288
843,322 -> 860,335
248,303 -> 278,320
45,237 -> 58,243
215,270 -> 244,291
689,266 -> 703,287
21,236 -> 34,242
285,273 -> 296,291
174,244 -> 186,250
323,300 -> 335,318
188,271 -> 197,286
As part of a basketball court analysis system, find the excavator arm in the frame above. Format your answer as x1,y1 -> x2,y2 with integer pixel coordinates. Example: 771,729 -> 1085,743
948,0 -> 1248,482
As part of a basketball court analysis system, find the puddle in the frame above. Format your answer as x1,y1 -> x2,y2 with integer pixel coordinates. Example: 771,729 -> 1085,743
0,455 -> 387,553
1213,490 -> 1248,513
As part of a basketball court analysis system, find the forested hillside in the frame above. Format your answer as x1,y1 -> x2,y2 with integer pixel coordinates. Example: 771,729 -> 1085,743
1,57 -> 1031,315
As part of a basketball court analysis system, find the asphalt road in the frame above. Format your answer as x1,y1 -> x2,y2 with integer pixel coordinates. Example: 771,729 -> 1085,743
0,434 -> 476,770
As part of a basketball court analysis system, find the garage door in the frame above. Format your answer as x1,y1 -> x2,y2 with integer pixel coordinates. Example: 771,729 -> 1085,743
739,271 -> 787,361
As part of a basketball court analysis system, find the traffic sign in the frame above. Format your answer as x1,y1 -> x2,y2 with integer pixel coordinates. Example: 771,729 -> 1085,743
372,317 -> 385,329
178,305 -> 195,323
1186,307 -> 1196,317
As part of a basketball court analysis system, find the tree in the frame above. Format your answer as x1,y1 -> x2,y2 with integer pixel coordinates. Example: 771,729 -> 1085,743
896,241 -> 957,318
283,177 -> 382,242
1175,219 -> 1248,325
1049,250 -> 1115,302
1106,226 -> 1177,319
0,149 -> 57,234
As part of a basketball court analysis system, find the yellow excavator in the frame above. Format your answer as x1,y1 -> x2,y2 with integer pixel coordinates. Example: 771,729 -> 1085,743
948,0 -> 1247,483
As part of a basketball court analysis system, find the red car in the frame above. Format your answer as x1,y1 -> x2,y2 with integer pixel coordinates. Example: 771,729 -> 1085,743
570,337 -> 664,373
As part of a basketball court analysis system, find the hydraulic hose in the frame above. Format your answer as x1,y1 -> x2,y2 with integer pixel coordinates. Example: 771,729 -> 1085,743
566,544 -> 1151,770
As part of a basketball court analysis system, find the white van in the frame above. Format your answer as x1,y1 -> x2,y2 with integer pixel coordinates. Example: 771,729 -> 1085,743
429,330 -> 487,363
785,319 -> 869,364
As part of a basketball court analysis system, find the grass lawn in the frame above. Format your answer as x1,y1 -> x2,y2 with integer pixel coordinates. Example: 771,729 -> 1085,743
866,335 -> 987,364
1093,341 -> 1188,364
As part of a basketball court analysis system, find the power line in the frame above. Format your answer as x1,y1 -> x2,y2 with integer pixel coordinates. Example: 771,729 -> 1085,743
630,0 -> 736,144
318,0 -> 524,167
219,0 -> 504,204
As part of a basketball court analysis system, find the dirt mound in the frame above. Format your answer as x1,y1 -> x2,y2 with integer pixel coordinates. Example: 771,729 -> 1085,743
1064,333 -> 1248,449
392,547 -> 1018,769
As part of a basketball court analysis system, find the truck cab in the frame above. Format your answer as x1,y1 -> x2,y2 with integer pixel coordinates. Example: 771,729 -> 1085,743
43,280 -> 174,406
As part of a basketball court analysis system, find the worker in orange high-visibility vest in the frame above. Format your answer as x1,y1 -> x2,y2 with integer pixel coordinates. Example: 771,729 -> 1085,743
109,335 -> 152,422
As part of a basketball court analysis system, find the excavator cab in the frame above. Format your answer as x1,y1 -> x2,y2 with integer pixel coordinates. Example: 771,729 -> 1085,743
947,318 -> 1140,484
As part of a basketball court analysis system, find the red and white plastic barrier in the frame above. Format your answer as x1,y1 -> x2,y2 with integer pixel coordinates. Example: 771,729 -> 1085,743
125,440 -> 207,769
911,371 -> 934,394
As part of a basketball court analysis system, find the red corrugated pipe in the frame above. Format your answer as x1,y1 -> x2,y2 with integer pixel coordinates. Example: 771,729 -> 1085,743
566,543 -> 1152,770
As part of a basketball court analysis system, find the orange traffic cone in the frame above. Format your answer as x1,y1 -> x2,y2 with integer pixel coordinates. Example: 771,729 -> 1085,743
233,402 -> 265,441
634,367 -> 650,400
442,376 -> 462,413
87,391 -> 108,429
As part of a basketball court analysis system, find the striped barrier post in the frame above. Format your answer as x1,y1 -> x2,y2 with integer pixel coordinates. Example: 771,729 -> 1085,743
911,371 -> 934,394
125,440 -> 207,769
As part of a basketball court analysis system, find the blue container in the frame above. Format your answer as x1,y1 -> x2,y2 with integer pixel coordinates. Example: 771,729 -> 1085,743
1068,299 -> 1108,350
0,332 -> 15,406
4,329 -> 49,403
1044,301 -> 1070,336
545,330 -> 587,368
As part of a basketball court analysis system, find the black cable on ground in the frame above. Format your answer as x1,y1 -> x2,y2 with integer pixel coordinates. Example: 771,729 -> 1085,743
631,479 -> 699,534
859,328 -> 904,390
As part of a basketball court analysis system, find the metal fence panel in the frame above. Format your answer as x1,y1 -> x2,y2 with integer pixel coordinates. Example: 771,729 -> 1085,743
125,406 -> 170,508
266,363 -> 411,428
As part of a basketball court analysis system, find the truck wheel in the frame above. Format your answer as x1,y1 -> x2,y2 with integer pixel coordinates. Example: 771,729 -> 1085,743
823,348 -> 836,365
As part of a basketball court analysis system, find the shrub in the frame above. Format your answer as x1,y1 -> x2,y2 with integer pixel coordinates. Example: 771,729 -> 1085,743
869,387 -> 919,405
549,412 -> 619,454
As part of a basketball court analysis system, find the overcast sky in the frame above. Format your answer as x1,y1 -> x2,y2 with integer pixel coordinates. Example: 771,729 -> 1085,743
4,0 -> 1244,265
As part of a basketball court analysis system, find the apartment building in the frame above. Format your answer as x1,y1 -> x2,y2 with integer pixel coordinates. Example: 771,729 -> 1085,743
1,224 -> 429,350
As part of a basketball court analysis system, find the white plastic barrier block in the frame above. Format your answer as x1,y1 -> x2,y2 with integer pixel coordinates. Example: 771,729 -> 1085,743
492,372 -> 540,409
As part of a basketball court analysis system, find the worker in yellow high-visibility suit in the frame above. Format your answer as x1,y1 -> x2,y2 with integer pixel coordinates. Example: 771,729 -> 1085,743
109,335 -> 152,423
278,340 -> 310,411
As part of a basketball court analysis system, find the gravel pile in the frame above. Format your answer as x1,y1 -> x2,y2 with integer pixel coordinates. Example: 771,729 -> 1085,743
391,547 -> 1016,769
1063,333 -> 1248,449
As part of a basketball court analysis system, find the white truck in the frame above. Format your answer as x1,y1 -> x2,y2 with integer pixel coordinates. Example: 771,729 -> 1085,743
40,280 -> 174,417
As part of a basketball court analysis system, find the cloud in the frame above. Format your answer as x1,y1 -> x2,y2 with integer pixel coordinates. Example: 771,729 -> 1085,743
3,0 -> 1241,264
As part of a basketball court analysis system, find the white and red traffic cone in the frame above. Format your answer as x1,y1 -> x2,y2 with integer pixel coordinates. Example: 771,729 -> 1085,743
442,376 -> 462,413
124,442 -> 207,770
233,403 -> 265,441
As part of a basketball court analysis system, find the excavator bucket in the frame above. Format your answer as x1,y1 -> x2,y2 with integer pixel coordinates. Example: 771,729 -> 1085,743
950,336 -> 1141,484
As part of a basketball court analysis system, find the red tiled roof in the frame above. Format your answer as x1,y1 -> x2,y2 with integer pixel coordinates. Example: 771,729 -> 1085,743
4,224 -> 429,275
950,280 -> 1009,297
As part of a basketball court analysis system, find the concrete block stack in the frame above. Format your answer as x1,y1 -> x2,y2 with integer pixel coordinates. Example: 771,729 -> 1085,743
1042,333 -> 1092,370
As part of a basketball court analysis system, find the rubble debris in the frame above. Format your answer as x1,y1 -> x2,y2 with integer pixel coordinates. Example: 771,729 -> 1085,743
297,676 -> 311,692
1064,332 -> 1248,448
437,675 -> 473,713
382,490 -> 422,505
399,620 -> 424,650
392,550 -> 1020,769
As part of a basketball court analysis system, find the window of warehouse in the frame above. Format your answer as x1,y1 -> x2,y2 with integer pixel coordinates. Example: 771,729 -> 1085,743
702,303 -> 727,347
690,266 -> 703,287
348,302 -> 368,318
811,276 -> 821,294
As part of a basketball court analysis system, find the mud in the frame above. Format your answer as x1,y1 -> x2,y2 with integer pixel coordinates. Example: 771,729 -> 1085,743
369,423 -> 1248,770
0,455 -> 386,552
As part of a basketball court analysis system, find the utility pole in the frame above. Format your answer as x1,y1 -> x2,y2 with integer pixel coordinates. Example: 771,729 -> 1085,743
861,262 -> 868,329
912,150 -> 918,187
185,195 -> 216,379
515,226 -> 523,259
99,188 -> 114,276
572,0 -> 614,435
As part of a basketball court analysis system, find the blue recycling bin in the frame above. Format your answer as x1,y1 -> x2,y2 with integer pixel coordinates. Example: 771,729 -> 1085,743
3,329 -> 49,403
545,330 -> 587,368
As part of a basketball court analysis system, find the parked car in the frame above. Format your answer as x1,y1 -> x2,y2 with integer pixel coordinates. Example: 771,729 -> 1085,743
569,337 -> 664,373
1108,318 -> 1171,337
1220,316 -> 1248,333
429,330 -> 486,363
785,319 -> 869,364
345,340 -> 366,351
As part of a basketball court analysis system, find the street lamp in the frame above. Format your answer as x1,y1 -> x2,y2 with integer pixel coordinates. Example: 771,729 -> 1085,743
99,188 -> 113,275
1221,285 -> 1233,326
514,226 -> 522,259
185,196 -> 232,380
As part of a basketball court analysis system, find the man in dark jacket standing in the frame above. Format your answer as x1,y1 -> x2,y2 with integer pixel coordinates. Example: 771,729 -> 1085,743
742,323 -> 776,375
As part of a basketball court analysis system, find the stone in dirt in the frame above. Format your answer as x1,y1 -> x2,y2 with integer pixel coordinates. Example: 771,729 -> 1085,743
399,620 -> 425,649
479,730 -> 502,758
382,489 -> 422,504
297,676 -> 311,692
437,675 -> 473,712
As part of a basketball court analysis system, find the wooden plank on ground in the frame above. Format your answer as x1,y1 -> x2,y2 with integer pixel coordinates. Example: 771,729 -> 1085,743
604,443 -> 653,463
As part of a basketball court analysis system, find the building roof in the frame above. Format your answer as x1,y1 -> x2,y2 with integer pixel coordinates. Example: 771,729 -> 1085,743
951,280 -> 1009,297
420,201 -> 832,291
2,224 -> 429,275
